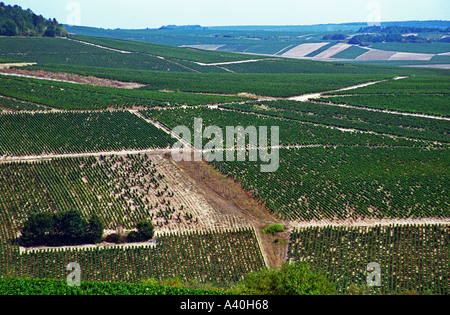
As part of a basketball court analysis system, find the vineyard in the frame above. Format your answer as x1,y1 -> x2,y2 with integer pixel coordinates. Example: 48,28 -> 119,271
211,147 -> 450,220
141,107 -> 433,148
11,228 -> 265,286
221,101 -> 450,143
0,95 -> 50,112
0,154 -> 259,285
0,154 -> 248,233
0,278 -> 226,295
0,37 -> 190,72
288,224 -> 450,295
0,111 -> 175,156
320,94 -> 449,118
0,27 -> 449,296
27,63 -> 394,98
0,76 -> 246,110
319,75 -> 450,117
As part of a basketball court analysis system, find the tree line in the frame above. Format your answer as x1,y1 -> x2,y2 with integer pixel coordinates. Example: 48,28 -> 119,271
20,210 -> 155,247
0,2 -> 67,37
323,25 -> 450,45
358,25 -> 450,34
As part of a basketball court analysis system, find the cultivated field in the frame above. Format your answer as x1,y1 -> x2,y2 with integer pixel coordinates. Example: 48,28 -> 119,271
0,33 -> 448,295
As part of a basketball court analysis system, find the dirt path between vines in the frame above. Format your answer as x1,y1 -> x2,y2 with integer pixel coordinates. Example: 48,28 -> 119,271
173,158 -> 290,269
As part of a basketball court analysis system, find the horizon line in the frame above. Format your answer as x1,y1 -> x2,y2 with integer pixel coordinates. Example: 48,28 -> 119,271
62,19 -> 450,31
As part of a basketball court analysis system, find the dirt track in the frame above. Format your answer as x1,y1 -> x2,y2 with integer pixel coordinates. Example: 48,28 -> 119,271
0,67 -> 145,89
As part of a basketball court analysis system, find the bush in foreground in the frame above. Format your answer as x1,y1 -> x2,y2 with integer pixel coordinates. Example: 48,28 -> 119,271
144,262 -> 337,295
231,263 -> 337,295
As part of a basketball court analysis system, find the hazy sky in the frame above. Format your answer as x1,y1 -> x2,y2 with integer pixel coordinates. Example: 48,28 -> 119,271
5,0 -> 450,29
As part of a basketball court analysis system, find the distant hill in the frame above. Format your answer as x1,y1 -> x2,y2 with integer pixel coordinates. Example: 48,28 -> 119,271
159,25 -> 206,30
65,20 -> 450,37
63,20 -> 450,59
0,2 -> 67,37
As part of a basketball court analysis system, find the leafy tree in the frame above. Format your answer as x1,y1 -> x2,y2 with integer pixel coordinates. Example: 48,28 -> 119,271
20,212 -> 55,247
0,19 -> 18,36
137,220 -> 155,240
43,24 -> 56,37
54,210 -> 88,245
128,220 -> 155,243
0,3 -> 66,37
86,214 -> 105,244
20,210 -> 96,247
322,34 -> 347,40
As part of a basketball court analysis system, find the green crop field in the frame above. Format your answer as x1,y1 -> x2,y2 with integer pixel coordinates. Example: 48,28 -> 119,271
141,107 -> 434,148
332,45 -> 369,59
0,11 -> 449,296
369,42 -> 450,54
211,147 -> 449,220
0,111 -> 175,156
220,101 -> 450,143
288,225 -> 450,295
11,228 -> 265,286
0,76 -> 246,110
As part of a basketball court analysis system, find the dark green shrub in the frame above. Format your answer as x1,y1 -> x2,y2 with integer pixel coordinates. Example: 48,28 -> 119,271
233,263 -> 337,295
262,224 -> 284,235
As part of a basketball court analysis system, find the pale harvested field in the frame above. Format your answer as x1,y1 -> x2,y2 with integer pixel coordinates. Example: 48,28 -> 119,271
281,42 -> 329,58
313,43 -> 352,59
356,49 -> 435,61
355,49 -> 397,61
179,44 -> 225,51
403,64 -> 450,69
389,52 -> 434,61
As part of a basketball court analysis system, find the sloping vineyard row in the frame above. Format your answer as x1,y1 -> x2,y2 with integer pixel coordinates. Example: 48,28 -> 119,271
0,76 -> 246,111
0,111 -> 175,156
14,228 -> 265,285
0,154 -> 237,233
0,96 -> 50,112
141,107 -> 428,149
319,94 -> 449,118
288,224 -> 450,295
320,75 -> 450,117
211,147 -> 449,220
220,101 -> 450,143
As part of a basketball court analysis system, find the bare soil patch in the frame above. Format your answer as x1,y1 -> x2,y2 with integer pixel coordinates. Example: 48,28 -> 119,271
0,67 -> 145,89
0,62 -> 37,69
173,157 -> 290,269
